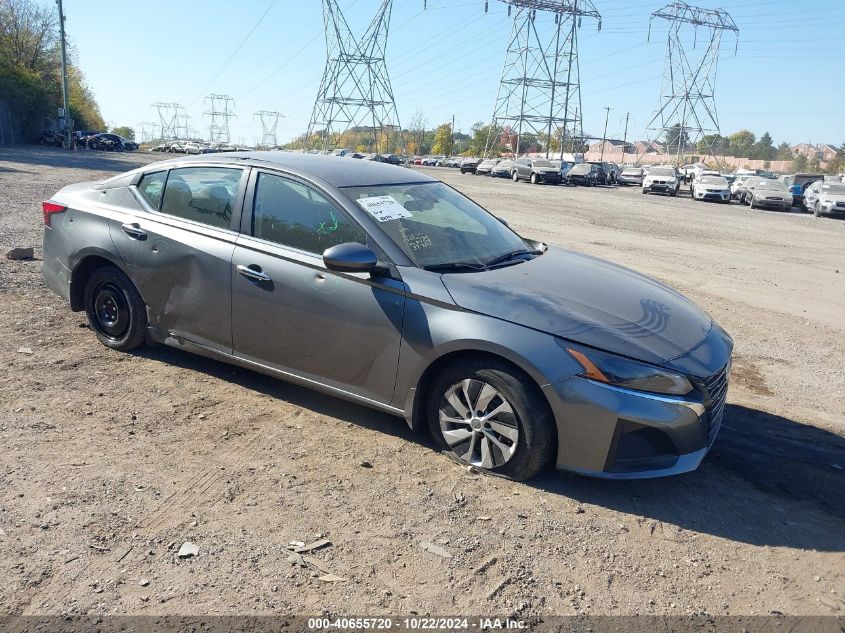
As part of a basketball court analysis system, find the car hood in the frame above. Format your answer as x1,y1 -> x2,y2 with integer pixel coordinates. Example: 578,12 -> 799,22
821,193 -> 845,203
755,189 -> 789,197
440,246 -> 712,365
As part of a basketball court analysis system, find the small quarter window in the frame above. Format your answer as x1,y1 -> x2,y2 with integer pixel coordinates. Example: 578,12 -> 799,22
137,171 -> 166,210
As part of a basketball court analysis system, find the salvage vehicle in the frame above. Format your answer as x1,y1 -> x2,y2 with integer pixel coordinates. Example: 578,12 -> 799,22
512,158 -> 561,184
618,167 -> 645,186
692,176 -> 731,203
744,179 -> 792,211
565,163 -> 600,186
780,173 -> 824,210
803,181 -> 845,217
460,157 -> 481,174
41,152 -> 732,481
642,166 -> 680,196
491,159 -> 514,178
475,159 -> 500,176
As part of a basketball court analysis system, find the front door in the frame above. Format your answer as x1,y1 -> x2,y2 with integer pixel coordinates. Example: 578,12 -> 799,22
231,170 -> 405,405
109,165 -> 246,353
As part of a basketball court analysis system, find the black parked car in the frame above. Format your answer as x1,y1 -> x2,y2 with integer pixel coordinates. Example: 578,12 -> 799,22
586,161 -> 611,185
87,133 -> 126,151
565,163 -> 601,186
460,158 -> 481,174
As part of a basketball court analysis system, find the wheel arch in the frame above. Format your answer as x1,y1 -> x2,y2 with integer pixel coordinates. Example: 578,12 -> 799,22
405,348 -> 556,436
69,251 -> 132,311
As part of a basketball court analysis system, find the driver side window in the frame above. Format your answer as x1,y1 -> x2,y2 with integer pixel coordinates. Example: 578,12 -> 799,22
252,172 -> 365,254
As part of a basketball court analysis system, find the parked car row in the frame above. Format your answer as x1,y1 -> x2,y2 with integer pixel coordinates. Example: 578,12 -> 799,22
150,141 -> 246,154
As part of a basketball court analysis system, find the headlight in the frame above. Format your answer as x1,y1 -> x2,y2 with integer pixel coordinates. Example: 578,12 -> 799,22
559,341 -> 693,395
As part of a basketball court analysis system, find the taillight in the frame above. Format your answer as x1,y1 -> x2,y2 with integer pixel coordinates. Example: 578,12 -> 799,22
42,201 -> 66,226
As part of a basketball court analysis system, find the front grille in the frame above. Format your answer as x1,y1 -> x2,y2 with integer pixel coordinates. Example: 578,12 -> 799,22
836,202 -> 845,208
701,363 -> 730,445
766,196 -> 782,200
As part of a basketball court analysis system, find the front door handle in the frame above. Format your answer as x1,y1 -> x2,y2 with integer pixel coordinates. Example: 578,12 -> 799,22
121,222 -> 147,240
237,264 -> 271,283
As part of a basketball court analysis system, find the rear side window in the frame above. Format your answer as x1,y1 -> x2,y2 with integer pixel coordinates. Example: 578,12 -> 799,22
137,171 -> 166,209
252,172 -> 365,254
160,167 -> 242,230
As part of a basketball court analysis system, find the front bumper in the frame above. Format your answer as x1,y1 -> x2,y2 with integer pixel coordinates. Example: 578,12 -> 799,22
757,198 -> 791,210
644,183 -> 676,194
536,172 -> 560,183
695,191 -> 730,201
541,328 -> 731,479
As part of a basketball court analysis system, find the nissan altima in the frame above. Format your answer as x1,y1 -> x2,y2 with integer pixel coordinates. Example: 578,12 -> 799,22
41,152 -> 732,480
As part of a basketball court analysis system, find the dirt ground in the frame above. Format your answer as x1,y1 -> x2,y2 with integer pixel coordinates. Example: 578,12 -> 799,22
0,146 -> 843,618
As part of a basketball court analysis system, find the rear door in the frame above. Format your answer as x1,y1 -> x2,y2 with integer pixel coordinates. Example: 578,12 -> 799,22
108,165 -> 247,354
230,169 -> 406,405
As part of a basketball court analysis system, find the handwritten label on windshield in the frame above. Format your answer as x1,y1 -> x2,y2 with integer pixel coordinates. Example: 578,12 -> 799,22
356,195 -> 412,222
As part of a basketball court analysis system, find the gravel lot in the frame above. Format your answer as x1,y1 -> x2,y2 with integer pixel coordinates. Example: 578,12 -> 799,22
0,147 -> 843,618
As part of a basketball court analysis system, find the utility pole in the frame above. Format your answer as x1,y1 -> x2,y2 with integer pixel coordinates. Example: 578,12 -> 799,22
620,112 -> 630,164
56,0 -> 71,148
600,106 -> 612,161
449,114 -> 455,157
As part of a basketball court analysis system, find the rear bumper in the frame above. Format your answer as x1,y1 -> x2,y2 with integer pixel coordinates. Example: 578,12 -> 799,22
757,198 -> 791,209
41,226 -> 72,303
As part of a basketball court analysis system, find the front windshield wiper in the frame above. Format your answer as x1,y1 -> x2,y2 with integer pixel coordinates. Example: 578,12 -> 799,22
422,262 -> 488,273
484,248 -> 543,268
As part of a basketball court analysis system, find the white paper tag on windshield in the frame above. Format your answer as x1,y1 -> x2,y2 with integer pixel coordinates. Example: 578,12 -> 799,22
356,195 -> 413,222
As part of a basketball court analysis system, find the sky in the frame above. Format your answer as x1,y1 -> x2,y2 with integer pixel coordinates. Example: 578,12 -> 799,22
60,0 -> 845,147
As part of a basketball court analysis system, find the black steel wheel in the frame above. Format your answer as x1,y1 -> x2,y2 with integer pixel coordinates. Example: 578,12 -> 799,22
84,265 -> 147,351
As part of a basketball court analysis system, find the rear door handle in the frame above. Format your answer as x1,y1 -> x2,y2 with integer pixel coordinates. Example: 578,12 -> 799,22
121,222 -> 147,240
237,264 -> 271,282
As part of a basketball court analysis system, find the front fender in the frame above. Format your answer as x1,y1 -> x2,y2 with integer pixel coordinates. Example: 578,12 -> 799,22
392,297 -> 583,427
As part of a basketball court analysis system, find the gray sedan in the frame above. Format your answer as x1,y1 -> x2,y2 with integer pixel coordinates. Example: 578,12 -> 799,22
41,152 -> 732,480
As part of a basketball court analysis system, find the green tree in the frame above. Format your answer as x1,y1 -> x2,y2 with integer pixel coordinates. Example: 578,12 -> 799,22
697,134 -> 729,156
775,142 -> 792,161
664,124 -> 691,154
792,153 -> 808,172
110,126 -> 135,140
431,122 -> 452,155
751,132 -> 775,161
728,130 -> 756,158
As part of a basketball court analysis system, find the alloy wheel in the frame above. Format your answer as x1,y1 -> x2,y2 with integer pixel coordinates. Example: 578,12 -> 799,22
438,379 -> 519,469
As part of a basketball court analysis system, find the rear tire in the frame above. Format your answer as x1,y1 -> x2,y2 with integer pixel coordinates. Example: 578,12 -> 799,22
427,358 -> 555,481
84,265 -> 147,352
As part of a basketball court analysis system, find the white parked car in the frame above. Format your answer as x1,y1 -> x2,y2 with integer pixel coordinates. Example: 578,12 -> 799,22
642,166 -> 680,196
692,176 -> 731,203
618,167 -> 645,186
803,181 -> 845,217
731,175 -> 759,202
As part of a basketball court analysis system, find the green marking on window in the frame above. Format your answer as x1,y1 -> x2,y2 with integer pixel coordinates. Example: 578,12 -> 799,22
316,211 -> 339,235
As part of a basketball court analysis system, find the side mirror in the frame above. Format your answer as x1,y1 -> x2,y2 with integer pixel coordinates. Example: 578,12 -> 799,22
323,242 -> 378,273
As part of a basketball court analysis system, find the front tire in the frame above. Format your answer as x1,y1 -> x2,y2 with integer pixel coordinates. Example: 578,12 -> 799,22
814,201 -> 822,217
84,266 -> 147,352
530,173 -> 538,184
427,358 -> 555,481
512,171 -> 519,182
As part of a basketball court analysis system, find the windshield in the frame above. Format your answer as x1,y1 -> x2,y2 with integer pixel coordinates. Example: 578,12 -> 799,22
755,180 -> 787,190
532,160 -> 554,168
650,167 -> 676,177
700,176 -> 727,186
343,182 -> 529,269
822,184 -> 845,194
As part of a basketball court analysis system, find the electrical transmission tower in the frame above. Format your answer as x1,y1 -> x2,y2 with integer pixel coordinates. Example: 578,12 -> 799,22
644,1 -> 738,162
484,0 -> 601,159
306,0 -> 404,154
151,102 -> 186,140
254,111 -> 284,148
204,94 -> 237,143
136,122 -> 158,143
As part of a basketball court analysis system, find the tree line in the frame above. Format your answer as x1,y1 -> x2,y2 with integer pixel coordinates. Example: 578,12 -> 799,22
0,0 -> 105,140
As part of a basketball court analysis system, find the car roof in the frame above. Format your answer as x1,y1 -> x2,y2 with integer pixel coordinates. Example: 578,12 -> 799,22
144,151 -> 436,188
